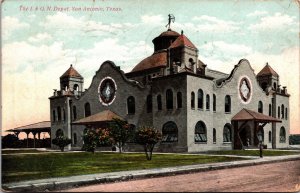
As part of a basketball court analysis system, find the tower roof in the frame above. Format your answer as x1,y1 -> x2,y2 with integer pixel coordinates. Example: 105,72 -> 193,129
257,63 -> 278,77
169,33 -> 197,49
60,64 -> 83,79
158,29 -> 180,37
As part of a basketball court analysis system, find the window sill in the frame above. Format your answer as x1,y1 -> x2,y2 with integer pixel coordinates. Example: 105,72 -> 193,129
198,108 -> 203,111
213,142 -> 216,144
213,111 -> 216,113
206,109 -> 210,111
225,112 -> 231,114
195,142 -> 207,144
223,142 -> 232,144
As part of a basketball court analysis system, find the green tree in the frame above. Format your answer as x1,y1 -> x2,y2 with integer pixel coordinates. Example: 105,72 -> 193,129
82,128 -> 111,153
109,118 -> 135,153
135,126 -> 162,160
52,136 -> 72,152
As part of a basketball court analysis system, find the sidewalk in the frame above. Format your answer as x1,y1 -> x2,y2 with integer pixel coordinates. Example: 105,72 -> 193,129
2,154 -> 300,192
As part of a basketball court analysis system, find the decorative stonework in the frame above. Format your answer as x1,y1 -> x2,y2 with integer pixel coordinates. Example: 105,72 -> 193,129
238,76 -> 252,104
98,76 -> 117,106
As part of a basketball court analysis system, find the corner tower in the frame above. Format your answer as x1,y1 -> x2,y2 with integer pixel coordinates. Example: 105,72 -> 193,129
60,64 -> 84,93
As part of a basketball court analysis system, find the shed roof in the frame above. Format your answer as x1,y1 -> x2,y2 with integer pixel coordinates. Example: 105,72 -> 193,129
7,121 -> 51,132
72,110 -> 123,125
232,108 -> 281,123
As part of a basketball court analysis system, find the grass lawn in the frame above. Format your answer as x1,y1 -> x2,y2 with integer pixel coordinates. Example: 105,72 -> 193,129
2,149 -> 52,154
205,150 -> 300,156
2,152 -> 247,184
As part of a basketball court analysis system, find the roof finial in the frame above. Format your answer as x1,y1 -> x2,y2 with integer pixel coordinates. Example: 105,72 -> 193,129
70,64 -> 73,67
165,14 -> 175,30
181,30 -> 184,35
266,62 -> 268,66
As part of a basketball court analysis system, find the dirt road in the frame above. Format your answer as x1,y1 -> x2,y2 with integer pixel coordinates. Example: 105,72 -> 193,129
63,160 -> 300,192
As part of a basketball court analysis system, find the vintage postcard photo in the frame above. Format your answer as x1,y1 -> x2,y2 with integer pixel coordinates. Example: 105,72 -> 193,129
1,0 -> 300,192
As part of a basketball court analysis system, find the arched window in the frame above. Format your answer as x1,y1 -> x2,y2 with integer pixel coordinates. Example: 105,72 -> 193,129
268,104 -> 272,116
157,95 -> 162,111
84,103 -> 91,117
280,127 -> 286,143
73,84 -> 79,91
258,101 -> 263,113
127,96 -> 135,114
195,121 -> 207,142
73,133 -> 77,145
162,121 -> 178,142
52,110 -> 56,122
213,128 -> 216,143
213,94 -> 216,112
72,106 -> 77,120
223,124 -> 232,142
285,108 -> 288,120
191,92 -> 195,109
63,109 -> 66,121
177,92 -> 182,109
57,107 -> 61,121
225,95 -> 231,113
206,94 -> 210,110
278,106 -> 280,118
261,82 -> 268,91
281,104 -> 284,119
268,131 -> 272,143
56,129 -> 64,137
166,89 -> 173,110
147,95 -> 152,113
273,82 -> 277,90
197,89 -> 203,109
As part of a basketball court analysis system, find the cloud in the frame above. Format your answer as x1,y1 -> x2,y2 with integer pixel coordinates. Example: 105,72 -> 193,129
192,15 -> 241,33
40,12 -> 135,36
2,16 -> 29,38
141,14 -> 164,24
248,12 -> 297,31
3,41 -> 73,72
28,33 -> 52,43
200,41 -> 252,61
246,10 -> 268,17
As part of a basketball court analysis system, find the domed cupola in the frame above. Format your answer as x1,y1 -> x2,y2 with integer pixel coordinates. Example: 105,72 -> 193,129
152,29 -> 180,52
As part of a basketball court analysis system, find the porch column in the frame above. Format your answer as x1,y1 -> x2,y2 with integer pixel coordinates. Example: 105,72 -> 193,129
25,131 -> 30,148
37,132 -> 41,148
32,131 -> 37,148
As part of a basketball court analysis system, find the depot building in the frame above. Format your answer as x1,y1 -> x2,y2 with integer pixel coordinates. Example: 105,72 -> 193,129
49,25 -> 290,152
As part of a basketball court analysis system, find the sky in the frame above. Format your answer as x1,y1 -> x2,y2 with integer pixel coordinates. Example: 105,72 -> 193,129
1,0 -> 300,138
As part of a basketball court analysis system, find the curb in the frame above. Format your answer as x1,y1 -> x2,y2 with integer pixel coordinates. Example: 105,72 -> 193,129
2,156 -> 300,192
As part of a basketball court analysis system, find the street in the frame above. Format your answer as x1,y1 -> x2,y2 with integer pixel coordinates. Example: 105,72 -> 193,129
63,160 -> 300,192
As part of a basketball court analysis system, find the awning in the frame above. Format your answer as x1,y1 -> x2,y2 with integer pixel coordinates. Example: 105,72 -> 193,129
232,108 -> 282,123
72,110 -> 123,125
7,121 -> 51,133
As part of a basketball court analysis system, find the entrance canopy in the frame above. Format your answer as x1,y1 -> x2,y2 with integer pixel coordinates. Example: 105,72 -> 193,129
72,110 -> 123,126
232,108 -> 281,123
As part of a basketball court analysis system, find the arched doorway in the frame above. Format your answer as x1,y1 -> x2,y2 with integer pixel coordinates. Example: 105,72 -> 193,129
239,125 -> 251,147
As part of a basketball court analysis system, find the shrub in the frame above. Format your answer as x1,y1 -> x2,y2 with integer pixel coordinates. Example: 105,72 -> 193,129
52,136 -> 72,152
82,128 -> 111,153
135,126 -> 162,160
109,118 -> 135,153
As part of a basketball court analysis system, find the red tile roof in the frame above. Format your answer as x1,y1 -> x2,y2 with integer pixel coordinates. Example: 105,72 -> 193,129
72,110 -> 123,125
60,65 -> 83,78
169,34 -> 197,49
257,63 -> 278,77
232,108 -> 281,122
131,51 -> 167,72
